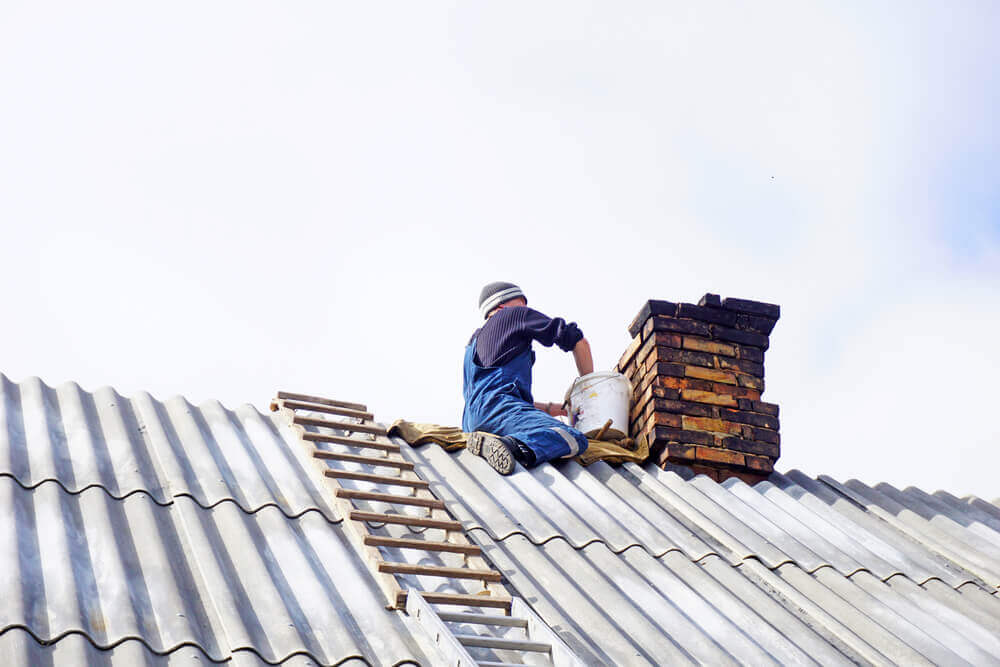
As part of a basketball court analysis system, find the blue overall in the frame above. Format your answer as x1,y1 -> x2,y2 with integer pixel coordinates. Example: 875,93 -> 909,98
462,335 -> 589,464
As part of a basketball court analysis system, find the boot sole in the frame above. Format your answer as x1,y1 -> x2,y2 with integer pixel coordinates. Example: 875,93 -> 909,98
466,432 -> 515,475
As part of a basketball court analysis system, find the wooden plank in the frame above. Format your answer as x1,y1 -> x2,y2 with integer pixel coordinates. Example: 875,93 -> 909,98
277,391 -> 367,412
295,415 -> 387,435
280,399 -> 373,421
324,469 -> 428,488
419,592 -> 512,610
455,634 -> 551,653
436,612 -> 526,628
303,433 -> 400,452
315,451 -> 413,470
363,536 -> 481,555
337,489 -> 444,510
377,562 -> 503,582
350,510 -> 462,531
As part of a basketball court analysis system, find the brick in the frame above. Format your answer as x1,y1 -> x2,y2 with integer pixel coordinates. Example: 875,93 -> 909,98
663,443 -> 697,461
717,356 -> 765,377
628,300 -> 678,338
695,446 -> 745,467
698,293 -> 722,308
735,313 -> 778,335
676,303 -> 740,327
682,416 -> 743,434
654,399 -> 716,418
718,469 -> 769,485
643,315 -> 712,338
716,435 -> 780,458
688,464 -> 722,481
652,361 -> 687,378
748,427 -> 780,445
718,409 -> 779,430
744,453 -> 776,472
737,346 -> 764,363
617,335 -> 644,371
685,366 -> 738,384
639,412 -> 683,432
736,374 -> 764,390
653,425 -> 714,446
751,401 -> 779,416
710,383 -> 762,400
656,347 -> 717,368
680,390 -> 738,407
654,376 -> 716,393
711,325 -> 770,350
721,297 -> 780,319
681,337 -> 737,357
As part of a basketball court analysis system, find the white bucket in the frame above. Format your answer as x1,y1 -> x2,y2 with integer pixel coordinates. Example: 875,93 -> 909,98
564,371 -> 632,440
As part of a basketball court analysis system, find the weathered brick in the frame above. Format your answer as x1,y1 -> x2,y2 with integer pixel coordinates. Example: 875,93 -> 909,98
663,443 -> 697,461
680,390 -> 739,407
737,346 -> 765,363
721,297 -> 779,319
653,399 -> 717,418
682,416 -> 743,434
657,347 -> 717,368
744,453 -> 776,472
716,435 -> 780,458
735,313 -> 778,335
628,300 -> 678,338
751,400 -> 779,416
617,334 -> 644,371
711,325 -> 770,350
748,427 -> 780,445
643,315 -> 712,339
654,376 -> 716,393
681,337 -> 737,357
736,374 -> 764,390
654,425 -> 714,446
676,303 -> 740,327
695,446 -> 745,467
717,356 -> 765,377
685,366 -> 738,384
688,464 -> 722,481
710,382 -> 762,400
698,293 -> 722,308
718,409 -> 779,430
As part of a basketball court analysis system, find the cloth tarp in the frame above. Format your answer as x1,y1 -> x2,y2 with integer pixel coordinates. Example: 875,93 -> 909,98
387,419 -> 649,466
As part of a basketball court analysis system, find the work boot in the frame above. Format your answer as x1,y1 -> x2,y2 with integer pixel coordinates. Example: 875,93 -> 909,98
466,431 -> 516,475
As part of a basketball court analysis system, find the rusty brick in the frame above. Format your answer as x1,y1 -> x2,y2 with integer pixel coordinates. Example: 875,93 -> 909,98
685,366 -> 738,384
736,374 -> 764,390
735,313 -> 778,335
717,356 -> 765,376
716,435 -> 780,458
737,346 -> 764,363
628,300 -> 678,338
617,335 -> 644,371
653,399 -> 717,418
744,453 -> 776,472
711,325 -> 770,350
657,347 -> 716,368
721,297 -> 779,319
680,390 -> 739,407
652,332 -> 684,349
643,315 -> 712,338
710,383 -> 762,400
654,425 -> 714,446
695,446 -> 745,467
654,376 -> 715,393
676,303 -> 740,327
751,401 -> 779,416
718,409 -> 779,430
748,427 -> 780,445
681,337 -> 737,357
681,416 -> 738,433
663,443 -> 696,461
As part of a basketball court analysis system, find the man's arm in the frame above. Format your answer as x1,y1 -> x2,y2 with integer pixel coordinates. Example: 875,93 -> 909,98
573,337 -> 594,376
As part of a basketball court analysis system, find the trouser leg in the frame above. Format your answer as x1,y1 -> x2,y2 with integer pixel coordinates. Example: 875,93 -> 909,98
483,400 -> 589,466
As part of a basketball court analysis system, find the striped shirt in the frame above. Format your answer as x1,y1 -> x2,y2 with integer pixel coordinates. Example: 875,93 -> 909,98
471,306 -> 584,368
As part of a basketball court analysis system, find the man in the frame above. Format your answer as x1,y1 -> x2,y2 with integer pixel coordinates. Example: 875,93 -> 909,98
462,281 -> 594,474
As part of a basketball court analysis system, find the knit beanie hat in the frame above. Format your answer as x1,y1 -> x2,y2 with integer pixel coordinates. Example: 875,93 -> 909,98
479,281 -> 526,319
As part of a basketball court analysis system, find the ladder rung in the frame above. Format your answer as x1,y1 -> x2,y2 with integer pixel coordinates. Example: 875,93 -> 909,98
419,592 -> 512,610
303,433 -> 399,451
277,391 -> 367,412
325,470 -> 428,488
377,562 -> 502,582
281,399 -> 373,420
295,415 -> 387,435
350,511 -> 463,531
437,612 -> 526,628
364,536 -> 480,555
338,489 -> 444,509
315,450 -> 413,470
454,634 -> 551,653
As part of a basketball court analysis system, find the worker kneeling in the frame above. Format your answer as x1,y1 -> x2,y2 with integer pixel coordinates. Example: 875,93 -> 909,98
462,282 -> 593,475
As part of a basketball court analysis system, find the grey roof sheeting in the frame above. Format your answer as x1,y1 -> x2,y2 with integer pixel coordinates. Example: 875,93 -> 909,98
2,372 -> 999,665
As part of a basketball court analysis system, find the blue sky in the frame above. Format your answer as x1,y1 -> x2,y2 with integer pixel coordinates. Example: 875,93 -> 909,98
1,1 -> 997,497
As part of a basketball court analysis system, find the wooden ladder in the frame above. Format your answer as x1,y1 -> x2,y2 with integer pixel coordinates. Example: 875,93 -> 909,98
271,391 -> 583,666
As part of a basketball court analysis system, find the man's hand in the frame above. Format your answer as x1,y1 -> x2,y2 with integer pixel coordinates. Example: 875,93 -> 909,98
573,338 -> 594,376
534,401 -> 568,417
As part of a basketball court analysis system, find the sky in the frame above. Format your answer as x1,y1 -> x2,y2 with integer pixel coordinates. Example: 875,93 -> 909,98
1,1 -> 998,498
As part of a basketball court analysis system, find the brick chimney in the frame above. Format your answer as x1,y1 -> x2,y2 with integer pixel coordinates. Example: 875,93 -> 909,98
617,294 -> 780,483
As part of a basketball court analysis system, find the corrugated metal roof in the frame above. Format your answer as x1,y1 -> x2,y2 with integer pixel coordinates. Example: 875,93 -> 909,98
3,372 -> 999,665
